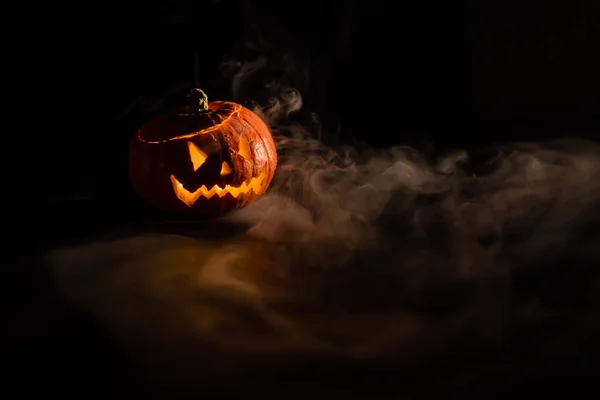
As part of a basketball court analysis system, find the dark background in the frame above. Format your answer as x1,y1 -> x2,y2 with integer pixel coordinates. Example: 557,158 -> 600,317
6,0 -> 600,398
34,0 -> 600,213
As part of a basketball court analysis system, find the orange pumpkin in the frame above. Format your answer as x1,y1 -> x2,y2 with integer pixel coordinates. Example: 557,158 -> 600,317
128,88 -> 277,215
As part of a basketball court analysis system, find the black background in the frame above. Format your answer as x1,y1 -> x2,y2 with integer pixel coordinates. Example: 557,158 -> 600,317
6,0 -> 600,398
33,0 -> 600,207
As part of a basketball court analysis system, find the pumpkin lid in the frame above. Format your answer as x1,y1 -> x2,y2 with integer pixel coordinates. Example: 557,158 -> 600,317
136,89 -> 241,144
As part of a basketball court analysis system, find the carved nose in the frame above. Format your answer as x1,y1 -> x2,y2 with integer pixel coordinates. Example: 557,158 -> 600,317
220,162 -> 232,175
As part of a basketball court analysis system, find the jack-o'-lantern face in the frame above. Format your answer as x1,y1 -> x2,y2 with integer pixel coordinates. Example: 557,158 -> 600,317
128,89 -> 277,215
168,132 -> 265,207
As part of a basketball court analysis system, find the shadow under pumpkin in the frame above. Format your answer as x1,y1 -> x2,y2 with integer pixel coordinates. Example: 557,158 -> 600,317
128,90 -> 277,215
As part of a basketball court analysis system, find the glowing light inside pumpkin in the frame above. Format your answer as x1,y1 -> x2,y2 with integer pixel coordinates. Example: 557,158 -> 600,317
169,172 -> 266,207
238,134 -> 251,159
220,162 -> 232,176
187,141 -> 208,171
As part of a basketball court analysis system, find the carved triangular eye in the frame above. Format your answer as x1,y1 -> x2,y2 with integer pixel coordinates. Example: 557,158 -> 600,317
220,162 -> 232,176
238,134 -> 251,159
187,141 -> 207,171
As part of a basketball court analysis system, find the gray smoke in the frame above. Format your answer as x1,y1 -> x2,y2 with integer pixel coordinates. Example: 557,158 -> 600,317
46,47 -> 600,398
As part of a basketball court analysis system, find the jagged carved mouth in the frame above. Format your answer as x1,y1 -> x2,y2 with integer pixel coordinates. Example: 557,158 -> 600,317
169,173 -> 266,207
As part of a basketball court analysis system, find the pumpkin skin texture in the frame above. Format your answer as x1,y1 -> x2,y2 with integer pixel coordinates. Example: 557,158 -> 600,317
128,89 -> 277,215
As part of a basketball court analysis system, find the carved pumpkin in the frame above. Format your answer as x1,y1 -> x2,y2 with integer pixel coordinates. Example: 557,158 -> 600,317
128,89 -> 277,215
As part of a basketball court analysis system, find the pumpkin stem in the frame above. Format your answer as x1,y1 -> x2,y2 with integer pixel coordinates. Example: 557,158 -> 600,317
188,88 -> 210,113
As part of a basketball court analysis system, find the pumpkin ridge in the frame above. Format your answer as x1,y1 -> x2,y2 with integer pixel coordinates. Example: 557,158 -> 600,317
240,113 -> 270,205
239,119 -> 257,180
222,117 -> 254,187
242,110 -> 277,187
